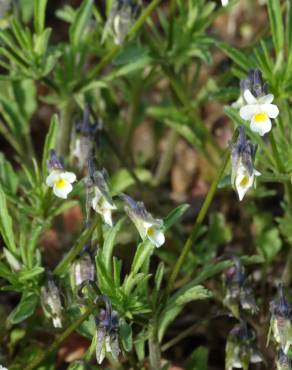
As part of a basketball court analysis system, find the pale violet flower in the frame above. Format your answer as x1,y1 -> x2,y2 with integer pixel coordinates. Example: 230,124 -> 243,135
102,0 -> 141,45
240,89 -> 279,136
120,193 -> 165,248
234,162 -> 261,201
86,164 -> 117,227
221,0 -> 229,6
95,297 -> 120,365
46,170 -> 76,199
231,127 -> 261,201
46,150 -> 76,199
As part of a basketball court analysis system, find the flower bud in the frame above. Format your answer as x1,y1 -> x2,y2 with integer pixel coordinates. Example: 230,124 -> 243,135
40,273 -> 63,328
226,321 -> 263,370
95,297 -> 120,365
270,285 -> 292,354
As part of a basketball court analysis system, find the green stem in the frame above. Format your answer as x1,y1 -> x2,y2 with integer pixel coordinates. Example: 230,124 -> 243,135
166,133 -> 237,294
56,99 -> 75,158
23,304 -> 96,370
153,129 -> 178,186
53,216 -> 99,277
74,0 -> 163,93
148,319 -> 161,370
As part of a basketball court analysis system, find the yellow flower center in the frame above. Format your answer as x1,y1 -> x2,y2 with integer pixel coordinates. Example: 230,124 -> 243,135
254,112 -> 267,123
240,176 -> 249,186
147,227 -> 155,237
55,179 -> 67,189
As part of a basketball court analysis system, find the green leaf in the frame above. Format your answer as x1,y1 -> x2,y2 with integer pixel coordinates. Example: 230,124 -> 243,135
120,319 -> 133,352
113,42 -> 150,65
163,204 -> 190,230
254,214 -> 282,264
158,305 -> 182,342
69,0 -> 93,47
218,42 -> 252,71
175,285 -> 212,305
42,114 -> 59,176
0,153 -> 18,194
185,346 -> 209,370
34,0 -> 48,34
267,0 -> 284,57
131,241 -> 154,275
0,185 -> 16,252
110,168 -> 152,195
154,262 -> 164,292
8,292 -> 39,324
103,218 -> 125,274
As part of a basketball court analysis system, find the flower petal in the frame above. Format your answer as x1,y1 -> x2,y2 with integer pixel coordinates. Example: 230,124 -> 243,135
103,209 -> 113,227
240,105 -> 257,120
53,182 -> 72,199
259,93 -> 274,104
243,89 -> 257,104
46,170 -> 60,187
147,227 -> 165,248
262,103 -> 279,119
250,116 -> 272,136
61,171 -> 77,183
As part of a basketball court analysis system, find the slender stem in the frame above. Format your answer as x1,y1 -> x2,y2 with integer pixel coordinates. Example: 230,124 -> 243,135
53,216 -> 99,277
23,304 -> 96,370
148,318 -> 161,370
56,99 -> 75,158
166,133 -> 237,294
74,0 -> 163,93
153,129 -> 178,185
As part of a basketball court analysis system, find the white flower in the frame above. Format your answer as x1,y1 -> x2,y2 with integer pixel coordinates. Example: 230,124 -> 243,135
140,220 -> 165,248
221,0 -> 229,6
46,169 -> 76,199
0,366 -> 8,370
121,194 -> 165,248
240,90 -> 279,136
91,186 -> 117,227
234,162 -> 261,201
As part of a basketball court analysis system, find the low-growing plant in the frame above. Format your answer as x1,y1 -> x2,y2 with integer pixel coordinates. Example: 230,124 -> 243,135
0,1 -> 292,369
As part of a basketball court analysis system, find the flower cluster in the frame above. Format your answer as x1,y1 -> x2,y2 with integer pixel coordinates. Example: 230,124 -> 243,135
230,69 -> 279,201
45,149 -> 166,247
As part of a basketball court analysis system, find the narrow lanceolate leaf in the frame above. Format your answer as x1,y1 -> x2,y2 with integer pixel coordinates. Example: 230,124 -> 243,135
163,204 -> 190,230
218,42 -> 252,71
69,0 -> 93,47
0,185 -> 16,252
267,0 -> 284,57
131,241 -> 154,275
42,114 -> 59,176
34,0 -> 48,34
103,218 -> 125,274
8,292 -> 39,324
175,285 -> 212,305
